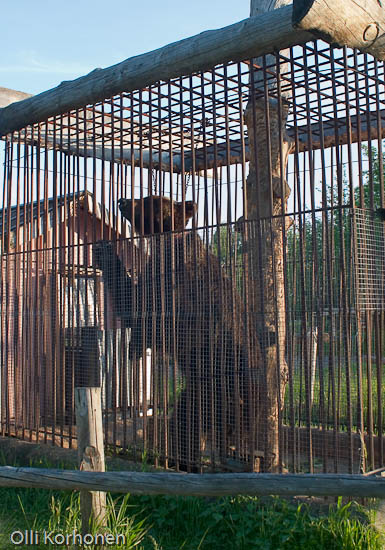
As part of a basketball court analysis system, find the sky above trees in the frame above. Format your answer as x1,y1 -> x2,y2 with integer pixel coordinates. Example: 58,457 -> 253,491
1,1 -> 250,95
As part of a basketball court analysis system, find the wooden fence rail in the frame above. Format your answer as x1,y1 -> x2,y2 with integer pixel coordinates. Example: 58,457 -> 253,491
0,468 -> 385,498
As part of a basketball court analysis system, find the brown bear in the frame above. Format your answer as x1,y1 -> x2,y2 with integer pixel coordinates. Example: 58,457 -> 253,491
94,196 -> 259,471
118,195 -> 197,234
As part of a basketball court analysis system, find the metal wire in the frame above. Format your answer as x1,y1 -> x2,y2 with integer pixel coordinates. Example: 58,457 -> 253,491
0,41 -> 384,473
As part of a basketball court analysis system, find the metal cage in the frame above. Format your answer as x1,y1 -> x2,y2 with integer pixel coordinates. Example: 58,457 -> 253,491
0,41 -> 384,473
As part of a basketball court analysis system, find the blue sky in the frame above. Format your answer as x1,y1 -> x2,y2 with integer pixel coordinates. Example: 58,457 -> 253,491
1,0 -> 250,95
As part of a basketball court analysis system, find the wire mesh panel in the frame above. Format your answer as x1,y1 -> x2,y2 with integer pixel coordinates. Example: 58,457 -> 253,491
0,41 -> 384,473
354,208 -> 385,310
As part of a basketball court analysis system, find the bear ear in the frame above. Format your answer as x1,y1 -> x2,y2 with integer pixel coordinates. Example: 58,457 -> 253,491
185,201 -> 197,221
118,198 -> 139,227
173,200 -> 197,230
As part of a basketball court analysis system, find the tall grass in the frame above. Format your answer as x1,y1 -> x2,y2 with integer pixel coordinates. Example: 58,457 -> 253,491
0,456 -> 382,549
285,360 -> 385,430
131,494 -> 383,550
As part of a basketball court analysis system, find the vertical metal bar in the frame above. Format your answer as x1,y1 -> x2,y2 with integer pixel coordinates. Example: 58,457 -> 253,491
21,134 -> 29,440
166,81 -> 179,468
14,132 -> 22,439
66,111 -> 75,449
52,114 -> 60,447
29,130 -> 37,441
188,73 -> 202,470
119,92 -> 129,453
137,89 -> 147,458
313,41 -> 329,472
109,99 -> 118,452
374,310 -> 383,467
3,138 -> 12,437
301,46 -> 317,473
371,55 -> 385,469
199,71 -> 217,470
364,54 -> 376,470
237,62 -> 250,465
58,112 -> 66,447
365,312 -> 375,469
224,63 -> 240,465
351,49 -> 366,473
0,139 -> 6,437
289,47 -> 310,472
210,67 -> 226,466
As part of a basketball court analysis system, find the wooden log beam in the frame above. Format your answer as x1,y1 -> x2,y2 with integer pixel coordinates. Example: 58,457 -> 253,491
0,468 -> 384,497
3,102 -> 383,173
293,0 -> 385,59
0,6 -> 312,136
187,108 -> 385,171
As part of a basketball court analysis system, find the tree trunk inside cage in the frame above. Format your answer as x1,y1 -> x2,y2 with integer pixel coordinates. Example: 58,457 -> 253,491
246,0 -> 293,472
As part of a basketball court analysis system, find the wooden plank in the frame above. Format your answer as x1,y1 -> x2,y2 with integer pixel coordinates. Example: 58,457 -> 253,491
186,109 -> 385,171
293,0 -> 385,60
0,6 -> 312,136
75,388 -> 106,533
0,105 -> 178,171
4,106 -> 383,174
0,468 -> 385,497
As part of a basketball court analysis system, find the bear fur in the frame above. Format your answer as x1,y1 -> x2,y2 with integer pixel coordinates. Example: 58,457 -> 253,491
94,196 -> 259,471
118,195 -> 197,235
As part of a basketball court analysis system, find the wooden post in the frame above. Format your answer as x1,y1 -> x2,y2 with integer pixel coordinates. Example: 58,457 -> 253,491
293,0 -> 385,59
245,0 -> 294,472
75,387 -> 106,535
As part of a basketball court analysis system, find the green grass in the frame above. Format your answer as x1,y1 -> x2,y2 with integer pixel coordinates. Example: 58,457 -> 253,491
131,495 -> 383,550
0,487 -> 382,549
0,458 -> 383,549
286,360 -> 385,431
0,486 -> 148,550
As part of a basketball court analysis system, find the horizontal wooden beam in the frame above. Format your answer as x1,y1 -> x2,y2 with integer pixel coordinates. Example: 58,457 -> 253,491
186,108 -> 385,171
3,103 -> 383,173
2,2 -> 384,138
0,6 -> 312,136
293,0 -> 385,59
0,467 -> 385,497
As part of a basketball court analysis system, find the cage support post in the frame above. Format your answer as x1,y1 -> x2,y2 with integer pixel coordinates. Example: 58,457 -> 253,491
75,387 -> 106,535
245,0 -> 294,472
293,0 -> 385,60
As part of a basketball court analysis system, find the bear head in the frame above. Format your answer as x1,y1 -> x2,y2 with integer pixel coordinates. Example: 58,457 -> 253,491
118,196 -> 197,235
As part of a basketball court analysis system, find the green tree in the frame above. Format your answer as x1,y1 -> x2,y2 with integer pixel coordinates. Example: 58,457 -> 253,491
355,144 -> 385,209
210,224 -> 244,293
210,224 -> 243,267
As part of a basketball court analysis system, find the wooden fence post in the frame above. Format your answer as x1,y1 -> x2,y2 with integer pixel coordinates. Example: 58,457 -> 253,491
75,387 -> 106,535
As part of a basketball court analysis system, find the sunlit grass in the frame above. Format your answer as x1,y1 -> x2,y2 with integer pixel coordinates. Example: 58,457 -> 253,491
285,360 -> 385,430
0,457 -> 382,549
